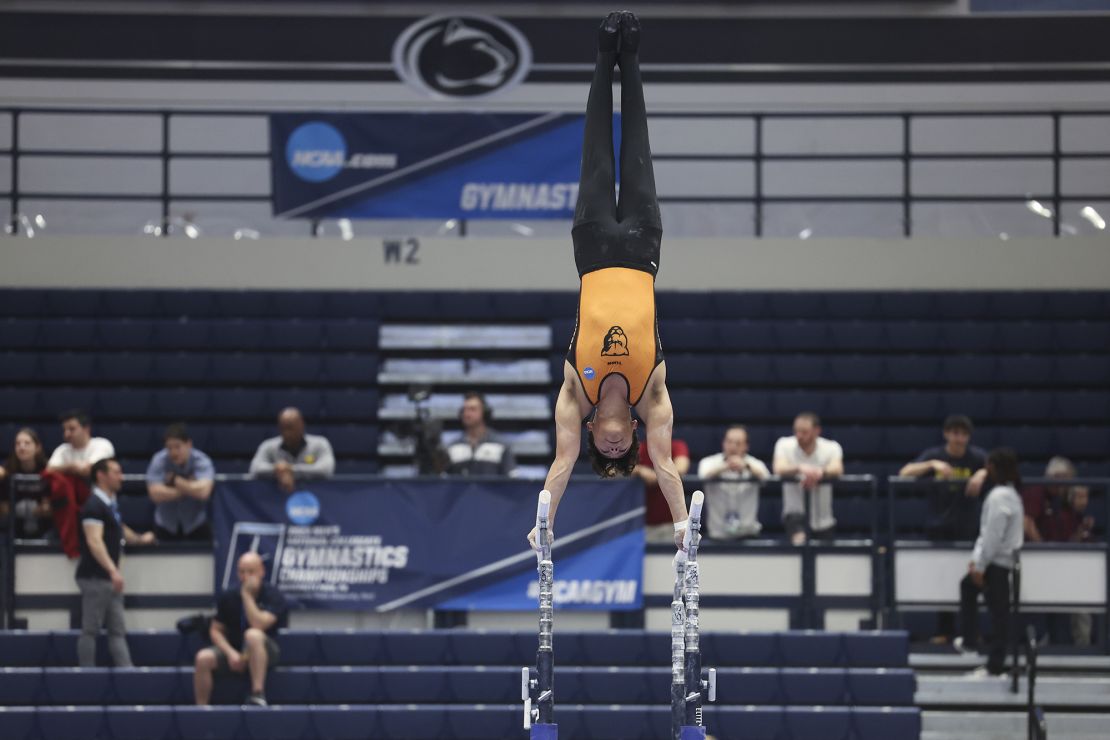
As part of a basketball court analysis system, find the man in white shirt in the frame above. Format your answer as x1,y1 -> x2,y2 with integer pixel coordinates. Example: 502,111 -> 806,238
47,410 -> 115,479
697,425 -> 770,540
773,412 -> 844,545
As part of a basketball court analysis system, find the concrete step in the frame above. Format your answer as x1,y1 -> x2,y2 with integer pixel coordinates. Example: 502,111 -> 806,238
912,652 -> 1110,676
917,674 -> 1110,709
923,710 -> 1109,740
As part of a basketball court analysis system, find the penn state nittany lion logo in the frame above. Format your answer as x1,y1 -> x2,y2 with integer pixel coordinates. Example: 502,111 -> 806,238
392,15 -> 533,99
601,325 -> 630,356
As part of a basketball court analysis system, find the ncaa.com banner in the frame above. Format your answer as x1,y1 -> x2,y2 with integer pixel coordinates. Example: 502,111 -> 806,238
270,112 -> 619,221
213,479 -> 644,611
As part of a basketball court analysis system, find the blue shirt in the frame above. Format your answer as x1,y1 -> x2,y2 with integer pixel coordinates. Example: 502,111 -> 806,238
145,448 -> 216,535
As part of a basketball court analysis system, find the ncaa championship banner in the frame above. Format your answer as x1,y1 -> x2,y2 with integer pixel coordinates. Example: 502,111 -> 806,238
213,479 -> 644,611
270,112 -> 618,220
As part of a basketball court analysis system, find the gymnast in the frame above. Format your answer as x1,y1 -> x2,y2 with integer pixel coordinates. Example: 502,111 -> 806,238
528,11 -> 690,553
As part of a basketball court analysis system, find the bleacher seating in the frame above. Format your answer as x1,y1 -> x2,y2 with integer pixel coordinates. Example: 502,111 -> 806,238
0,629 -> 919,739
1,288 -> 1108,481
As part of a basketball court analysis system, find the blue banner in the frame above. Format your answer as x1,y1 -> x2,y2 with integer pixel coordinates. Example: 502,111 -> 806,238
270,112 -> 616,220
212,479 -> 644,611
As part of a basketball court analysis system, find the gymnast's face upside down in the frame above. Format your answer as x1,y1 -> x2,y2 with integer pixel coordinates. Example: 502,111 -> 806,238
585,408 -> 640,477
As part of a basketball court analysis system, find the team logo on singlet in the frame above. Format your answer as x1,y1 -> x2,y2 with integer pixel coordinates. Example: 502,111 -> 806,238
601,325 -> 630,357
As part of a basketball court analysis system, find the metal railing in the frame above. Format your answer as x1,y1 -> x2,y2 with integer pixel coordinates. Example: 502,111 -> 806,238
3,107 -> 1109,238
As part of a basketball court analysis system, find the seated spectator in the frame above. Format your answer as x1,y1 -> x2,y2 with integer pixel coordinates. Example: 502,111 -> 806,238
899,414 -> 988,541
1022,456 -> 1095,646
697,425 -> 770,540
77,458 -> 156,667
46,410 -> 115,558
445,392 -> 517,476
146,423 -> 216,541
957,448 -> 1024,677
249,408 -> 335,493
194,551 -> 288,707
773,412 -> 843,545
0,428 -> 54,539
636,432 -> 690,544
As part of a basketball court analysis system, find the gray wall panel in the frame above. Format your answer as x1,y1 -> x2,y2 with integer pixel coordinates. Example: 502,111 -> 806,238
20,156 -> 162,195
762,202 -> 903,238
764,117 -> 902,155
1061,116 -> 1110,154
1061,159 -> 1110,196
654,160 -> 754,197
763,160 -> 901,197
19,199 -> 161,235
912,159 -> 1052,197
0,114 -> 11,150
912,202 -> 1054,238
0,155 -> 10,195
21,113 -> 162,152
169,158 -> 271,196
912,116 -> 1051,154
171,116 -> 269,153
648,117 -> 754,155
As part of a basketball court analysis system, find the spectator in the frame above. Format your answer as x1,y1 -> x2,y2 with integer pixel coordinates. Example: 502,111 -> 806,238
193,551 -> 288,707
445,392 -> 517,476
957,447 -> 1024,677
76,458 -> 156,667
146,423 -> 216,541
636,432 -> 690,543
0,428 -> 54,538
1022,456 -> 1095,646
697,425 -> 771,540
773,412 -> 843,545
249,408 -> 335,493
899,414 -> 987,541
46,410 -> 115,558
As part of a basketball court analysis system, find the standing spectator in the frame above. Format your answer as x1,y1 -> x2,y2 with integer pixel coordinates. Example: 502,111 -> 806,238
46,410 -> 115,558
0,428 -> 54,538
957,448 -> 1024,677
697,425 -> 771,540
76,458 -> 156,667
773,412 -> 843,545
445,392 -> 517,476
1022,456 -> 1095,646
249,408 -> 335,493
193,551 -> 288,707
146,423 -> 216,541
899,414 -> 988,541
636,432 -> 690,543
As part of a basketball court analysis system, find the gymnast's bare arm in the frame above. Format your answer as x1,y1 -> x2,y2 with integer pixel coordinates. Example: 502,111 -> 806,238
527,362 -> 592,550
636,363 -> 691,549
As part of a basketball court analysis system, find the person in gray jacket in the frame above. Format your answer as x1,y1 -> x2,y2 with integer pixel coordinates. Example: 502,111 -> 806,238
249,408 -> 335,493
957,447 -> 1024,676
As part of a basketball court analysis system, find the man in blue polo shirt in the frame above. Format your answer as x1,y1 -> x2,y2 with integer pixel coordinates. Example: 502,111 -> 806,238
145,423 -> 216,541
76,458 -> 156,667
193,551 -> 288,706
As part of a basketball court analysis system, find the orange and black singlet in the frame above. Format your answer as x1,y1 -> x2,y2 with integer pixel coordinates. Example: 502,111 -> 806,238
567,266 -> 663,406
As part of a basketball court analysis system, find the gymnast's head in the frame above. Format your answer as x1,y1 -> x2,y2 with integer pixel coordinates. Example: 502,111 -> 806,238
585,408 -> 640,477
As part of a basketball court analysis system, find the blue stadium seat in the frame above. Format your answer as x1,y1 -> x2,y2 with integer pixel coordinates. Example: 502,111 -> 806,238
717,355 -> 773,385
780,632 -> 843,667
36,706 -> 107,739
854,707 -> 922,740
767,292 -> 827,319
242,706 -> 313,740
827,321 -> 885,351
669,390 -> 718,421
714,668 -> 780,704
0,667 -> 43,704
828,426 -> 882,457
152,353 -> 211,383
713,319 -> 776,351
323,354 -> 379,384
38,387 -> 98,418
117,493 -> 155,531
577,631 -> 654,668
380,667 -> 449,703
163,291 -> 220,319
311,706 -> 383,740
43,667 -> 113,704
317,630 -> 385,665
658,292 -> 714,319
826,391 -> 882,422
102,290 -> 161,317
941,355 -> 997,385
213,292 -> 274,319
999,321 -> 1055,352
842,631 -> 909,667
933,292 -> 991,319
0,289 -> 49,317
1060,355 -> 1110,385
153,388 -> 210,419
97,425 -> 154,458
322,389 -> 379,421
101,320 -> 155,350
663,355 -> 715,385
440,292 -> 498,320
445,667 -> 518,703
835,497 -> 876,535
938,390 -> 995,422
321,291 -> 381,319
105,706 -> 176,740
678,426 -> 721,460
96,388 -> 156,420
1054,320 -> 1110,352
174,706 -> 243,740
1053,391 -> 1110,422
997,427 -> 1054,456
275,354 -> 324,386
209,354 -> 269,384
447,631 -> 524,666
96,352 -> 156,383
446,706 -> 520,740
705,633 -> 778,667
716,390 -> 773,420
780,668 -> 849,704
576,705 -> 655,740
884,356 -> 941,385
266,669 -> 315,705
312,667 -> 382,703
824,292 -> 881,319
268,320 -> 324,351
884,427 -> 940,459
940,322 -> 998,352
490,292 -> 553,320
112,667 -> 181,704
0,353 -> 38,383
207,388 -> 267,420
770,390 -> 827,420
882,387 -> 940,424
265,389 -> 324,419
884,321 -> 942,352
275,631 -> 319,666
0,387 -> 40,419
550,319 -> 576,347
323,320 -> 379,351
773,321 -> 830,351
39,352 -> 96,383
1056,427 -> 1110,457
771,356 -> 825,385
1041,291 -> 1107,319
878,292 -> 936,319
46,290 -> 105,318
36,319 -> 97,350
148,319 -> 211,349
378,704 -> 450,740
0,707 -> 37,740
209,425 -> 270,457
785,706 -> 853,740
380,631 -> 451,665
321,424 -> 378,456
659,320 -> 716,351
270,292 -> 329,320
707,706 -> 784,740
994,391 -> 1052,422
0,319 -> 39,349
827,356 -> 883,386
996,355 -> 1053,386
125,631 -> 186,667
847,668 -> 916,705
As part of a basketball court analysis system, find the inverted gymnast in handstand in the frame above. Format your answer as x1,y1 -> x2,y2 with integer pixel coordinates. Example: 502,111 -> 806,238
528,11 -> 690,553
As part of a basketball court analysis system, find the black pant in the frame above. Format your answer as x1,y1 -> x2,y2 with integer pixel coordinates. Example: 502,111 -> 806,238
571,46 -> 662,277
154,521 -> 212,542
960,565 -> 1011,674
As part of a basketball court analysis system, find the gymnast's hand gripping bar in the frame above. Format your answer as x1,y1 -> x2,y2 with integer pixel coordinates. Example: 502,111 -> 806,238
524,490 -> 557,738
673,491 -> 716,740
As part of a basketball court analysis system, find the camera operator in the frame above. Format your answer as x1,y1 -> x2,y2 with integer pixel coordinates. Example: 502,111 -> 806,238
445,392 -> 516,477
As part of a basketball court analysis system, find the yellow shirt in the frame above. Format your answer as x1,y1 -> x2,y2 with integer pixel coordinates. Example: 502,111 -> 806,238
569,267 -> 662,406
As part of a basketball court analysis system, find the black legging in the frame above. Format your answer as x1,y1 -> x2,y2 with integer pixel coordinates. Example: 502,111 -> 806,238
572,48 -> 662,277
